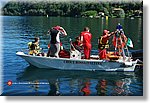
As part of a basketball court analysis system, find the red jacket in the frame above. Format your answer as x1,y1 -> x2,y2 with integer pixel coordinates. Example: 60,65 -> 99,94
80,31 -> 92,46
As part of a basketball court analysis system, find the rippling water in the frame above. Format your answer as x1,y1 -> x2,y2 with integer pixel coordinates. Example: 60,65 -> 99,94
2,16 -> 143,96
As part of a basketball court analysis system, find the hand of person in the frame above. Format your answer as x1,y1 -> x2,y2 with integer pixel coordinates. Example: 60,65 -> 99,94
59,27 -> 64,30
47,29 -> 51,34
111,32 -> 114,34
114,30 -> 118,34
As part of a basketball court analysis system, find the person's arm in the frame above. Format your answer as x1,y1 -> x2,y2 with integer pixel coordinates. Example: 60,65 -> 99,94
80,36 -> 83,42
102,32 -> 115,39
109,32 -> 115,36
59,27 -> 67,36
122,34 -> 127,43
80,33 -> 84,45
108,32 -> 115,37
47,28 -> 52,35
90,33 -> 92,41
33,50 -> 38,54
103,34 -> 110,38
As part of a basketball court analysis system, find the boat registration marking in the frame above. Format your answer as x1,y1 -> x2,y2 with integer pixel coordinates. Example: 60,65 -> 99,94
63,60 -> 102,65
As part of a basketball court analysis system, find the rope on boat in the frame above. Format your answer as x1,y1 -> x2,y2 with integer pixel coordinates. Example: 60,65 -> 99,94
137,59 -> 143,64
135,59 -> 143,69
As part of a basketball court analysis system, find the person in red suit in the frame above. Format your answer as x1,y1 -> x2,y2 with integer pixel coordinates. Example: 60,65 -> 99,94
80,27 -> 92,59
98,30 -> 115,60
72,36 -> 83,52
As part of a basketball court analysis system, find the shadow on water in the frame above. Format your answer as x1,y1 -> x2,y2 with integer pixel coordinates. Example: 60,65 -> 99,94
15,66 -> 143,96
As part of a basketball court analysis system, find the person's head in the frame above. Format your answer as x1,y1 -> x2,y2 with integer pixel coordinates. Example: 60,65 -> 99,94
47,26 -> 62,34
84,27 -> 90,32
103,30 -> 109,36
53,26 -> 61,30
75,36 -> 80,42
118,23 -> 120,25
34,37 -> 39,43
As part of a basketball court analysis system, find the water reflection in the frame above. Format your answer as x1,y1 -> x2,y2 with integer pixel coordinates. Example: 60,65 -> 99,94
80,81 -> 91,96
30,80 -> 39,92
95,79 -> 107,96
111,78 -> 133,96
48,79 -> 60,96
17,66 -> 142,96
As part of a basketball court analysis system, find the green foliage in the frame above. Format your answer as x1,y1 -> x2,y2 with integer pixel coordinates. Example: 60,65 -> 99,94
103,7 -> 109,16
113,8 -> 125,18
2,1 -> 143,18
81,10 -> 97,17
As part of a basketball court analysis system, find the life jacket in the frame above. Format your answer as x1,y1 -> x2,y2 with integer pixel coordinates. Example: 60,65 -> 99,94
28,42 -> 40,55
98,36 -> 109,50
28,42 -> 33,50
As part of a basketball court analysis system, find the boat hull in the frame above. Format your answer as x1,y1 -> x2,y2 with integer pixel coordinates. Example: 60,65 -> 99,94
16,52 -> 137,71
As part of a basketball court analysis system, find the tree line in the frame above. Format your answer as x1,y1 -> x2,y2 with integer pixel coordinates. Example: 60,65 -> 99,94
2,1 -> 143,18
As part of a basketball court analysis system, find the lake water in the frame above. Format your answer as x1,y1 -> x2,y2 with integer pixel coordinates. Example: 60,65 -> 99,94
1,16 -> 143,96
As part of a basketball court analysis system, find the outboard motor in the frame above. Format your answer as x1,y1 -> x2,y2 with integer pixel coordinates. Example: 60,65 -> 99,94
69,38 -> 81,59
70,49 -> 81,59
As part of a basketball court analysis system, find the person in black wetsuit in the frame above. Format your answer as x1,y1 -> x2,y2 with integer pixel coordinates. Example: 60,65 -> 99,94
47,26 -> 67,57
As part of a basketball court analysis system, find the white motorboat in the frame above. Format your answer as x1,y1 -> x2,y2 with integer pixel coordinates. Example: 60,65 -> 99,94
16,51 -> 138,71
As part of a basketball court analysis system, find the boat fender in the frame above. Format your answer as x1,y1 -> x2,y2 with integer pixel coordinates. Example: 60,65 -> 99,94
16,52 -> 25,55
124,62 -> 132,66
